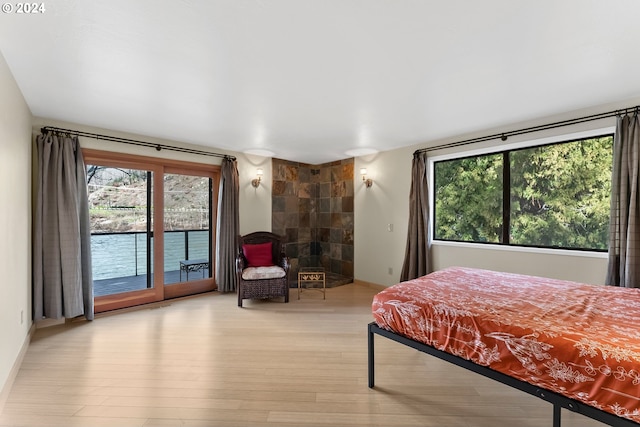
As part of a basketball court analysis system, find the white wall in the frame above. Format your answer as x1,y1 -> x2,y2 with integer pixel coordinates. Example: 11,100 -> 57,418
32,118 -> 272,235
355,146 -> 412,286
0,51 -> 32,407
354,99 -> 640,287
238,154 -> 272,235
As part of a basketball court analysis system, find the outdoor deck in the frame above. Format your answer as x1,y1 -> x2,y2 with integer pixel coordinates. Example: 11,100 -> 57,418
93,268 -> 210,296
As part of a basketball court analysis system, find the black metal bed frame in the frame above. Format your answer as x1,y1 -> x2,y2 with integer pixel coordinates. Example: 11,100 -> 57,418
368,322 -> 639,427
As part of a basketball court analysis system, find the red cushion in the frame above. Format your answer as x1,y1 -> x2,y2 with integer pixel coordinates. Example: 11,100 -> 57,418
242,242 -> 274,267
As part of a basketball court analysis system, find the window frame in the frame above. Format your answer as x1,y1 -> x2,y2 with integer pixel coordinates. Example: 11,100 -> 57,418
429,126 -> 615,253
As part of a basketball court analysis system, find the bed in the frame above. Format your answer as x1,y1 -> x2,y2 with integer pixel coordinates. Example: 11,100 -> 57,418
368,267 -> 640,427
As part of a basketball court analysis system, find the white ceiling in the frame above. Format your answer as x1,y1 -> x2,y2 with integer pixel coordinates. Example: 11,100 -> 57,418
2,1 -> 640,164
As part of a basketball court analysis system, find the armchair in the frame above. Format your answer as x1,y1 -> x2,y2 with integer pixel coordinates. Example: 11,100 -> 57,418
236,232 -> 290,307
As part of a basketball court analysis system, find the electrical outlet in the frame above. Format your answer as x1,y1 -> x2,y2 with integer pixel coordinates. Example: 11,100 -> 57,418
388,267 -> 393,275
387,223 -> 393,232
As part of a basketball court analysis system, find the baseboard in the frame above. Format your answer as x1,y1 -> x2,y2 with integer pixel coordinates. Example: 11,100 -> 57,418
353,279 -> 387,291
0,322 -> 35,413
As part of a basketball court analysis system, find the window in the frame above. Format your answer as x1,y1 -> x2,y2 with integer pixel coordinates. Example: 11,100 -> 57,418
433,134 -> 614,251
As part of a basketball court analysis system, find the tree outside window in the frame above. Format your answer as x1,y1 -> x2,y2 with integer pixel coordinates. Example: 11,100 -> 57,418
434,135 -> 613,251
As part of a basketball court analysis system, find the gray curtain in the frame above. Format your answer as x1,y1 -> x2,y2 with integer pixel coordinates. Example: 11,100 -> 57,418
215,157 -> 240,292
400,151 -> 431,281
606,112 -> 640,288
33,132 -> 94,320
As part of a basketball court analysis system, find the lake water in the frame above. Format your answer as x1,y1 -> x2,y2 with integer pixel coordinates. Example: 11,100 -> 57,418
91,230 -> 209,280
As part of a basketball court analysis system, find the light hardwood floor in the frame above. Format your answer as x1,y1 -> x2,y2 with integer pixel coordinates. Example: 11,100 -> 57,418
1,284 -> 608,427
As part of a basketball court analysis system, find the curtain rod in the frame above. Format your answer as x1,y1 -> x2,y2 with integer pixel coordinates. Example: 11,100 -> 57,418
40,126 -> 236,161
414,105 -> 640,156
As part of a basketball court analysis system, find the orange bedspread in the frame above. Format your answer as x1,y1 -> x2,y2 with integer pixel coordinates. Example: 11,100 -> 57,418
372,267 -> 640,423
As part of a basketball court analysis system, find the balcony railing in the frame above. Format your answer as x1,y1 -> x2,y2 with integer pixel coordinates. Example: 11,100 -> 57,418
91,229 -> 209,280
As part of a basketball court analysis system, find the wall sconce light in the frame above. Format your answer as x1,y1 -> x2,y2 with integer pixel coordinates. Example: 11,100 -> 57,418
251,168 -> 263,188
360,168 -> 373,188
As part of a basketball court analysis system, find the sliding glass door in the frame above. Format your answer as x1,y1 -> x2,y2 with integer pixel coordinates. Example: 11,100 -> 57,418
163,169 -> 215,299
84,150 -> 219,312
87,165 -> 155,299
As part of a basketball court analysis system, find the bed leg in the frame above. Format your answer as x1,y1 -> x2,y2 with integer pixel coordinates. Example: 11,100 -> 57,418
553,403 -> 561,427
368,323 -> 375,388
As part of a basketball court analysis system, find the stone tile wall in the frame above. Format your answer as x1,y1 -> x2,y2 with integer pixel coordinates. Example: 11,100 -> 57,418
272,158 -> 354,282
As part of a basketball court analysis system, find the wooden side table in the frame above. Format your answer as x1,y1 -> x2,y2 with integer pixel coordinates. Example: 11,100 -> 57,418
298,267 -> 326,300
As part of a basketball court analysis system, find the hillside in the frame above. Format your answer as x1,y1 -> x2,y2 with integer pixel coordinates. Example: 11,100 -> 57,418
87,167 -> 210,233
